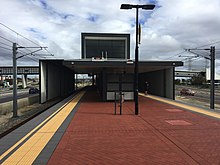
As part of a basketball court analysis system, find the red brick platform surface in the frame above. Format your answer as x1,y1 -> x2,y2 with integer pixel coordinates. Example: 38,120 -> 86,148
48,90 -> 220,165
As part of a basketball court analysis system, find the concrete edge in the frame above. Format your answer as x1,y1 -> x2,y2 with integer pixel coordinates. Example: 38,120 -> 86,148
0,95 -> 39,115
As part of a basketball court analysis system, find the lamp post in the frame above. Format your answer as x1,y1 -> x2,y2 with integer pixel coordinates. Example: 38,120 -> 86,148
210,46 -> 215,109
120,4 -> 155,115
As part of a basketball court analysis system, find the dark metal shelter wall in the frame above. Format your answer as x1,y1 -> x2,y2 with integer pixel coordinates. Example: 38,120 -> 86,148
96,73 -> 102,98
139,68 -> 174,99
96,70 -> 107,101
40,60 -> 75,103
81,33 -> 130,60
61,66 -> 75,96
40,59 -> 183,103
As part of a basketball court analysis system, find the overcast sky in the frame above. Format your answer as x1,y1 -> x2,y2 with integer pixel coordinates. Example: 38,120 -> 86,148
0,0 -> 220,72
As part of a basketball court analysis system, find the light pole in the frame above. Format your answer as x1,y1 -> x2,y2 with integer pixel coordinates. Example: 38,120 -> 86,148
210,46 -> 215,109
120,4 -> 155,115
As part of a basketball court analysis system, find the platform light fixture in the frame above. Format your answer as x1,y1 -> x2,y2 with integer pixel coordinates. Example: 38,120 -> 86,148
120,4 -> 155,115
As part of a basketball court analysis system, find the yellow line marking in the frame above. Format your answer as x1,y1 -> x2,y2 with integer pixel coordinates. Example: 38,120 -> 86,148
0,94 -> 75,160
140,93 -> 220,119
1,91 -> 85,164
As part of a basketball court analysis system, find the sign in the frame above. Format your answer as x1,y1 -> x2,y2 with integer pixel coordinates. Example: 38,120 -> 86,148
138,24 -> 141,44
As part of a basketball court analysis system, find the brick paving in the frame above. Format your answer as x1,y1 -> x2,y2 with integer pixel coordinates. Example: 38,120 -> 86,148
48,90 -> 220,165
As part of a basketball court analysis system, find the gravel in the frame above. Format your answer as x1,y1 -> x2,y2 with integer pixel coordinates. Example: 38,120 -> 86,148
0,100 -> 58,136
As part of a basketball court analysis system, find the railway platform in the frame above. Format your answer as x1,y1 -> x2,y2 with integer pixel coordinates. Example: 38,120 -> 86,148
0,87 -> 220,164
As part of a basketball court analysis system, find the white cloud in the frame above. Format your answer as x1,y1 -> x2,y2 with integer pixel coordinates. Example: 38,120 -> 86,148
0,0 -> 219,71
148,0 -> 220,47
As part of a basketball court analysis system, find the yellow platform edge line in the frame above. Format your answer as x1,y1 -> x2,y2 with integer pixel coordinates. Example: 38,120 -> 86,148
2,91 -> 85,164
139,93 -> 220,119
0,91 -> 85,162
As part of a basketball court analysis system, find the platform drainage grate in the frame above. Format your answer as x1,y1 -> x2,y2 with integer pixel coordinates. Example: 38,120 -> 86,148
165,120 -> 192,126
166,109 -> 183,112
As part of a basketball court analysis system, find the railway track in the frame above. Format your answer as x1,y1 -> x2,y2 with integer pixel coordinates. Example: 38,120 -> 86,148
175,85 -> 220,110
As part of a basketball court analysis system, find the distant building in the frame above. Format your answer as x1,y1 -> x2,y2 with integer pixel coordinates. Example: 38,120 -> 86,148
206,68 -> 220,81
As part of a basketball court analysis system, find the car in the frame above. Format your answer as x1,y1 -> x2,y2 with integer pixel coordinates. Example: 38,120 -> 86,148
180,88 -> 195,96
29,87 -> 39,94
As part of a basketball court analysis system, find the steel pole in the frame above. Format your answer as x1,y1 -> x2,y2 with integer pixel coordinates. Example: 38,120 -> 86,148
13,43 -> 18,117
210,46 -> 215,109
134,7 -> 139,115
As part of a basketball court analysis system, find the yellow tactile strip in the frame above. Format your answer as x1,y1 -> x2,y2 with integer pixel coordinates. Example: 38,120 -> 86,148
1,91 -> 85,165
140,93 -> 220,119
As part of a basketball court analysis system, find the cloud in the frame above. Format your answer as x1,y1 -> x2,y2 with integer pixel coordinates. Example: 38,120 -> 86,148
0,0 -> 219,72
148,0 -> 220,47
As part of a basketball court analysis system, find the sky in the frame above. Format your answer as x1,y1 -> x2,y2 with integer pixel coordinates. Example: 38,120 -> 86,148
0,0 -> 220,72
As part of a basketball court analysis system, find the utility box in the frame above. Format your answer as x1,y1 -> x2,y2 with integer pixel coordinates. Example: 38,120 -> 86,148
81,33 -> 130,60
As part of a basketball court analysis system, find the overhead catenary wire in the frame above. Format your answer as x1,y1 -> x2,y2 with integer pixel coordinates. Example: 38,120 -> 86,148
44,48 -> 54,56
0,35 -> 14,44
0,22 -> 41,47
17,48 -> 43,59
16,44 -> 54,57
23,55 -> 41,63
182,56 -> 202,62
13,50 -> 40,63
0,41 -> 11,48
0,45 -> 11,51
0,35 -> 51,62
17,44 -> 39,56
186,49 -> 211,60
0,23 -> 54,56
191,40 -> 220,50
0,36 -> 40,56
164,39 -> 220,61
163,50 -> 187,60
17,49 -> 28,55
16,50 -> 42,62
17,47 -> 46,59
0,47 -> 36,60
